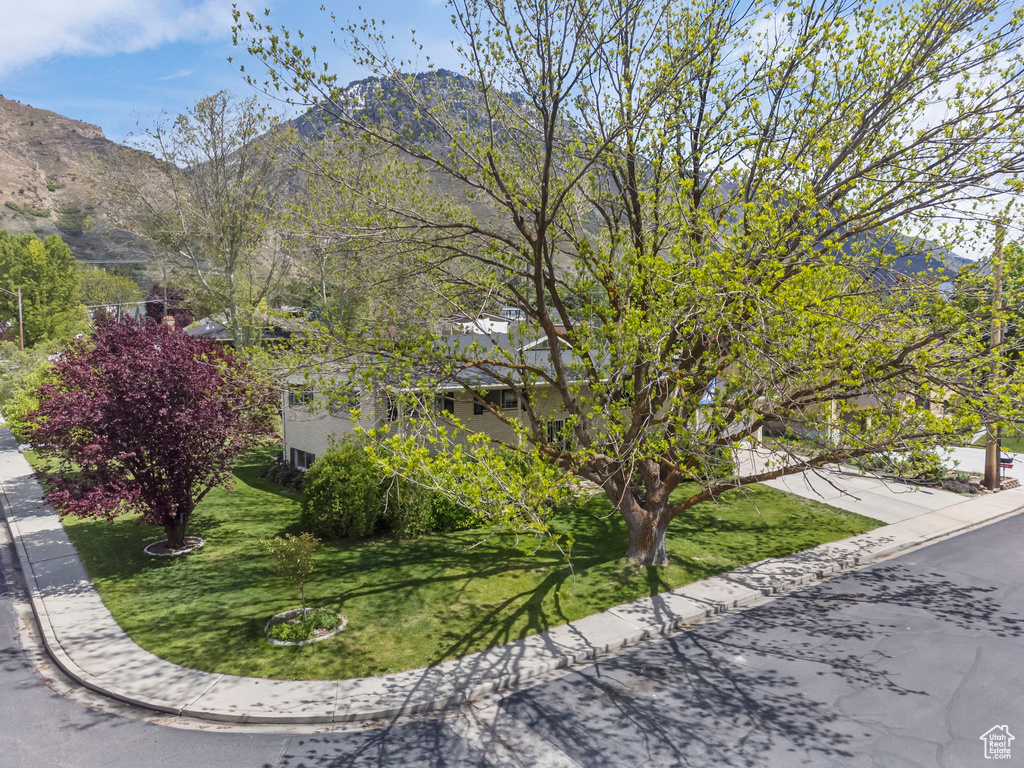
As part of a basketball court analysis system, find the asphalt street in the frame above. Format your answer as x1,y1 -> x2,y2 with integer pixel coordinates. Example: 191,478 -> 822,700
3,513 -> 1024,767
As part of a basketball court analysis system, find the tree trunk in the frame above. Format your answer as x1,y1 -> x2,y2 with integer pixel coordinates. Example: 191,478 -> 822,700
164,518 -> 189,550
614,483 -> 672,566
227,272 -> 244,351
625,517 -> 670,566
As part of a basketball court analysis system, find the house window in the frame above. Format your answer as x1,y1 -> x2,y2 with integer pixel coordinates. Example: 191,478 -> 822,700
435,394 -> 455,414
547,419 -> 570,451
473,400 -> 485,415
288,389 -> 314,408
290,448 -> 316,470
499,389 -> 518,410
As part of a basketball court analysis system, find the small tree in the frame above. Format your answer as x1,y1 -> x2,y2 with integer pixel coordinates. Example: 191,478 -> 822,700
0,342 -> 56,443
261,533 -> 320,611
27,318 -> 276,549
77,265 -> 144,309
143,283 -> 194,327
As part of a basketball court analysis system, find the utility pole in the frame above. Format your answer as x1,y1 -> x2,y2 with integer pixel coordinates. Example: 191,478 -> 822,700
0,286 -> 25,350
985,220 -> 1007,490
17,287 -> 23,351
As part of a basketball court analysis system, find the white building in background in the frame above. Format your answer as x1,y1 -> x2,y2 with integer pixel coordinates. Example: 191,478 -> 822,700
446,308 -> 525,335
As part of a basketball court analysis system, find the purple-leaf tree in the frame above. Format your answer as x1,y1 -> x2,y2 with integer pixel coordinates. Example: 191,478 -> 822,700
27,318 -> 276,550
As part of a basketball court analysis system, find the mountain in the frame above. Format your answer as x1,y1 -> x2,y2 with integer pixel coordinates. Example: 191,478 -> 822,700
872,234 -> 971,279
292,69 -> 527,145
0,83 -> 973,279
291,72 -> 973,279
0,94 -> 159,263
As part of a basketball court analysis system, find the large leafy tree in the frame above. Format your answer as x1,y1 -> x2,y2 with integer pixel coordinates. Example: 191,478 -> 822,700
103,92 -> 292,349
237,0 -> 1024,564
0,231 -> 84,346
28,319 -> 276,550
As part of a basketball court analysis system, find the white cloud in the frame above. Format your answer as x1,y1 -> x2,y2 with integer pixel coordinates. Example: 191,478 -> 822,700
158,68 -> 195,81
0,0 -> 234,78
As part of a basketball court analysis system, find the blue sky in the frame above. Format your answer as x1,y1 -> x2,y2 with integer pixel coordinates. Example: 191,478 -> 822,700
0,1 -> 459,143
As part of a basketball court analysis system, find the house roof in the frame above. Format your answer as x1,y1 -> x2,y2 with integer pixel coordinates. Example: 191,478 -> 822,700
185,317 -> 230,340
447,311 -> 509,322
281,329 -> 585,394
428,331 -> 584,392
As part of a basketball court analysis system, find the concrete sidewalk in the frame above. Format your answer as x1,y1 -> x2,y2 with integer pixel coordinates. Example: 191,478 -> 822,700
3,430 -> 1024,725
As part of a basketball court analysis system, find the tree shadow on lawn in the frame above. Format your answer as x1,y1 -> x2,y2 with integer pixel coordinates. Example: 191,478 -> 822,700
63,511 -> 228,583
310,501 -> 749,668
327,487 -> 876,670
59,464 -> 879,679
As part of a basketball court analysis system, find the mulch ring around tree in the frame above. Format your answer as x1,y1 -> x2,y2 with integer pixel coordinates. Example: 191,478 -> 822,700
143,537 -> 206,557
264,608 -> 348,647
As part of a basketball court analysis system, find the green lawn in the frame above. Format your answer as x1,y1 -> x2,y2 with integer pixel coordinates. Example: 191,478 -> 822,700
55,453 -> 881,680
971,426 -> 1024,454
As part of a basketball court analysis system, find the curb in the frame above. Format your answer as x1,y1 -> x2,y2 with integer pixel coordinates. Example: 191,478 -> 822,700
3,441 -> 1023,724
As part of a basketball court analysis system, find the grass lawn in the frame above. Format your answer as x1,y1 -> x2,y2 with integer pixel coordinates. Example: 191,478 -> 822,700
52,452 -> 881,680
970,426 -> 1024,454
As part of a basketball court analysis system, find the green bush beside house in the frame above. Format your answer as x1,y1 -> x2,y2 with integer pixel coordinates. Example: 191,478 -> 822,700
297,440 -> 477,539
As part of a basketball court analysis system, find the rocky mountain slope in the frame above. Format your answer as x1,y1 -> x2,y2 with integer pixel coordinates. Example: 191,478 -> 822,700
0,82 -> 972,278
293,72 -> 971,280
0,94 -> 157,263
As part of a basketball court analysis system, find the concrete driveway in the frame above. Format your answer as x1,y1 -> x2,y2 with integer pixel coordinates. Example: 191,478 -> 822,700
944,445 -> 1024,488
740,447 -> 970,524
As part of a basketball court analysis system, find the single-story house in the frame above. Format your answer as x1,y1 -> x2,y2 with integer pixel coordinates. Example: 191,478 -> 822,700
282,325 -> 578,469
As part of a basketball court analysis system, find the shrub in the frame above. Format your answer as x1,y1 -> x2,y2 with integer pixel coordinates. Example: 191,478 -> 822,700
5,388 -> 42,443
300,440 -> 477,539
4,200 -> 49,218
380,478 -> 477,537
0,340 -> 59,442
900,449 -> 948,481
266,607 -> 341,642
857,448 -> 947,481
279,467 -> 305,493
430,490 -> 480,532
55,205 -> 90,235
301,441 -> 381,538
261,457 -> 305,493
380,477 -> 434,537
261,457 -> 285,484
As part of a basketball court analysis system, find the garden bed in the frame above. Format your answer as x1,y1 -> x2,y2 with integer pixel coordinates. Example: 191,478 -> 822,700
265,607 -> 347,646
53,450 -> 882,681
